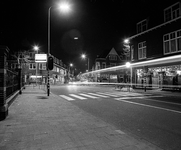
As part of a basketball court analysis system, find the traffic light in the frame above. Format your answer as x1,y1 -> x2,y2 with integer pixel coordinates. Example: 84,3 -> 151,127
47,56 -> 54,70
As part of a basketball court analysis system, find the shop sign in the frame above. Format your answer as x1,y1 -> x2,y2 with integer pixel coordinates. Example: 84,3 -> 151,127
35,54 -> 47,62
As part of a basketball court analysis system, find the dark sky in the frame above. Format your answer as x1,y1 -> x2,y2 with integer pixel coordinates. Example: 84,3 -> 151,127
0,0 -> 173,73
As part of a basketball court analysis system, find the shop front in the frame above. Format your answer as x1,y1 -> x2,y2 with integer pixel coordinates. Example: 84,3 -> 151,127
135,64 -> 181,89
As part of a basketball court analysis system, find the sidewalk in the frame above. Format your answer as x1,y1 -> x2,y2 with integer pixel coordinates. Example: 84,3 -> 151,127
0,85 -> 163,150
115,86 -> 181,96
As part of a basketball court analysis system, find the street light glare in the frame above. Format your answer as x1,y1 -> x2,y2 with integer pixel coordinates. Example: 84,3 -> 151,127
124,39 -> 130,44
58,2 -> 71,14
33,45 -> 39,51
126,62 -> 131,68
81,54 -> 86,59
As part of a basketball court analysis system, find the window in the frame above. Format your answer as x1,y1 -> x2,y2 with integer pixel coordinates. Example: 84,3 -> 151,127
131,45 -> 134,61
164,29 -> 181,54
109,55 -> 117,60
137,19 -> 147,33
164,2 -> 180,22
57,67 -> 60,73
102,62 -> 106,69
138,41 -> 146,59
96,62 -> 100,70
177,30 -> 181,51
29,63 -> 36,69
39,63 -> 46,70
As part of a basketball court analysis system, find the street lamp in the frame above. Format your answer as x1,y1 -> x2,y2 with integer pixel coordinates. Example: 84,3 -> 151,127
124,38 -> 132,88
47,2 -> 72,96
33,45 -> 40,85
81,54 -> 89,72
126,62 -> 132,91
123,38 -> 130,61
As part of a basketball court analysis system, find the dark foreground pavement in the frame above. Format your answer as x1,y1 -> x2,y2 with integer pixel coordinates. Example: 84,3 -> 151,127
0,85 -> 163,150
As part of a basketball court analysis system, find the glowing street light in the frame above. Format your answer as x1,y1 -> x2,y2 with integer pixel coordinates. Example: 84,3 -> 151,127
33,45 -> 40,85
47,2 -> 72,96
70,63 -> 73,67
81,54 -> 89,72
124,38 -> 130,44
33,45 -> 39,52
126,62 -> 132,89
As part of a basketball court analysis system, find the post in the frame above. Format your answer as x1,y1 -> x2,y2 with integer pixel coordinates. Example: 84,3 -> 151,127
17,68 -> 22,94
0,46 -> 9,120
88,58 -> 89,72
144,77 -> 146,92
47,6 -> 52,96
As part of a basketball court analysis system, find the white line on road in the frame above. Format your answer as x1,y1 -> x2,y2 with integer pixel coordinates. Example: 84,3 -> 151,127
114,98 -> 181,114
79,93 -> 98,99
116,96 -> 146,100
69,94 -> 87,100
59,95 -> 75,101
105,92 -> 152,97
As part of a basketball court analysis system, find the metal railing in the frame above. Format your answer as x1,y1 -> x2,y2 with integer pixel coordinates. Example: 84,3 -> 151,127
6,69 -> 19,98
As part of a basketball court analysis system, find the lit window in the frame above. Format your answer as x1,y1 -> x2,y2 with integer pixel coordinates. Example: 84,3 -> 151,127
138,41 -> 146,59
131,45 -> 134,61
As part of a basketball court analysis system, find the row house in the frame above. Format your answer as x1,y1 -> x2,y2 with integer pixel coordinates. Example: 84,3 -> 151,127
94,47 -> 126,82
128,1 -> 181,89
10,51 -> 67,85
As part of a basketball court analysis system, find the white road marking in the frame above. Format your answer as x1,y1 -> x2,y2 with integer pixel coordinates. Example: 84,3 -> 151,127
114,98 -> 181,114
59,95 -> 75,101
96,92 -> 120,97
115,95 -> 163,100
69,94 -> 87,100
79,93 -> 98,99
116,96 -> 146,100
88,93 -> 109,98
105,92 -> 151,97
115,130 -> 126,134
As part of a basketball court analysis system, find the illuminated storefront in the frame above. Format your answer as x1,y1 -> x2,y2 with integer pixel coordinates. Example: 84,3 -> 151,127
135,64 -> 181,88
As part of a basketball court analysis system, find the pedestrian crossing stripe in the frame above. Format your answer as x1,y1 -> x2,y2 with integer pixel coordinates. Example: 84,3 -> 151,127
88,93 -> 109,98
59,95 -> 75,101
69,94 -> 87,100
59,92 -> 160,101
79,93 -> 98,99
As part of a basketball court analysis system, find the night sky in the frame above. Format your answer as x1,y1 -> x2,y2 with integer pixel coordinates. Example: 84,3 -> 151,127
0,0 -> 172,73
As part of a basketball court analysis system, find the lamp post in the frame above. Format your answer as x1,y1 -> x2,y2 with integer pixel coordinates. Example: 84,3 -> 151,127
126,62 -> 132,88
33,45 -> 40,86
124,38 -> 132,89
69,63 -> 73,82
81,54 -> 89,72
47,2 -> 71,96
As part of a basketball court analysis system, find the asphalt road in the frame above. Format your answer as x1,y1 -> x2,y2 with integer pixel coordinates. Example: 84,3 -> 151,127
51,84 -> 181,150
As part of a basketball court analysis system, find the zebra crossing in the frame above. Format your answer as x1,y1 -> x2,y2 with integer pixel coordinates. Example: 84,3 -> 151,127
59,91 -> 160,101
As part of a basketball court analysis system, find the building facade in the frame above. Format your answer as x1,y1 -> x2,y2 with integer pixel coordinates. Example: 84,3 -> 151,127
11,51 -> 67,85
94,47 -> 126,82
128,1 -> 181,89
